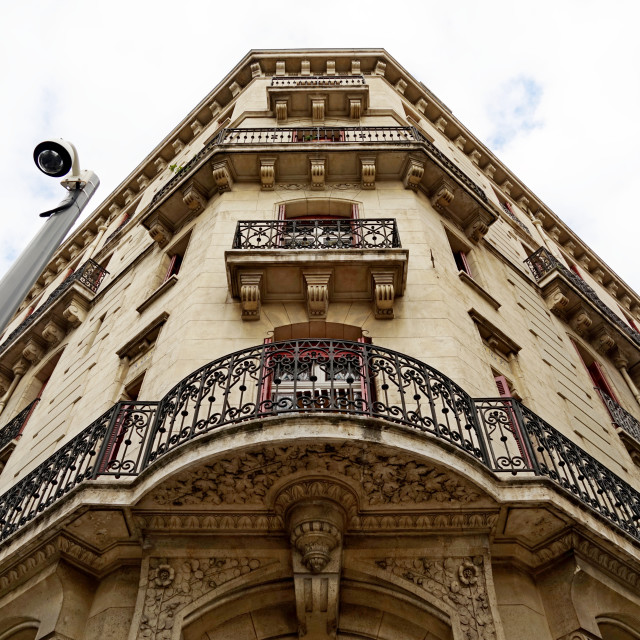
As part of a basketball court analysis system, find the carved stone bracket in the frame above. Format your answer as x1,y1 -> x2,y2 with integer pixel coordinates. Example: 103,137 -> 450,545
349,98 -> 362,119
465,209 -> 492,243
239,272 -> 263,321
212,160 -> 233,193
360,157 -> 376,190
430,177 -> 455,210
372,271 -> 395,319
42,320 -> 65,347
276,100 -> 288,123
304,272 -> 331,320
62,295 -> 89,328
403,157 -> 425,191
12,358 -> 28,377
22,338 -> 44,366
569,306 -> 593,337
309,158 -> 326,190
543,283 -> 570,316
311,97 -> 326,122
182,181 -> 208,213
592,326 -> 616,355
148,221 -> 173,248
260,157 -> 277,190
288,500 -> 345,640
435,116 -> 447,132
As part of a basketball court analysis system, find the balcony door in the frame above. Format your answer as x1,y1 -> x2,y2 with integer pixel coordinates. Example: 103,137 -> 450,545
278,203 -> 359,249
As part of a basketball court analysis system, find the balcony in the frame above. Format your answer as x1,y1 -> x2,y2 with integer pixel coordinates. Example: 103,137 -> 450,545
225,219 -> 408,320
0,260 -> 108,373
0,340 -> 639,546
0,399 -> 39,470
596,388 -> 640,463
268,76 -> 368,121
143,127 -> 497,247
525,248 -> 640,369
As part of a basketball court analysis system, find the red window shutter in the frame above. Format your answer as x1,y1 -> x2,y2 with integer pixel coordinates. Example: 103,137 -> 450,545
494,375 -> 511,398
17,380 -> 47,438
504,201 -> 514,214
278,204 -> 286,221
98,403 -> 132,473
259,337 -> 274,412
587,361 -> 618,403
569,264 -> 583,280
454,251 -> 472,276
163,254 -> 182,282
357,336 -> 374,409
351,204 -> 359,220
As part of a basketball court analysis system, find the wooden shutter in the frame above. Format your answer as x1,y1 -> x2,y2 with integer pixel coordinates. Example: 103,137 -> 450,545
494,375 -> 511,398
587,360 -> 619,403
569,264 -> 583,280
258,337 -> 274,413
17,380 -> 47,438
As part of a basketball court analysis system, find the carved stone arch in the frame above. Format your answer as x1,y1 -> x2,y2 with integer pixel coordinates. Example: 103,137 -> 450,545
276,196 -> 361,219
272,321 -> 365,341
598,615 -> 640,640
0,619 -> 39,640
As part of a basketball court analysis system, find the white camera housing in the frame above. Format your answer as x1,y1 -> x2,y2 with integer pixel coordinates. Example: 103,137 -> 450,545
33,139 -> 86,189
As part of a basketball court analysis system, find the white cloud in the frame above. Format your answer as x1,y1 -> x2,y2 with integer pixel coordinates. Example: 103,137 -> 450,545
0,0 -> 639,294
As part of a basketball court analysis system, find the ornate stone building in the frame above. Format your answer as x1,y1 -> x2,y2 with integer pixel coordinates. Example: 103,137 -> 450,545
0,49 -> 640,640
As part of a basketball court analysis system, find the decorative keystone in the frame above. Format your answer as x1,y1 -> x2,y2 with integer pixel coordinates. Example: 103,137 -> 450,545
360,157 -> 376,190
212,160 -> 233,193
22,339 -> 44,365
454,135 -> 466,150
148,221 -> 173,248
469,150 -> 482,165
304,272 -> 331,319
260,158 -> 277,190
309,157 -> 326,190
395,78 -> 407,94
239,273 -> 262,321
435,116 -> 447,132
349,98 -> 362,120
42,321 -> 65,346
182,182 -> 207,213
372,271 -> 395,319
275,100 -> 288,123
430,178 -> 455,209
484,163 -> 496,179
403,158 -> 425,191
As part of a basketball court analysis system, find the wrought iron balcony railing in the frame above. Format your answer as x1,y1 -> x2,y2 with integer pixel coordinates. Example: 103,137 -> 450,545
595,387 -> 640,443
0,399 -> 40,453
500,202 -> 532,237
0,340 -> 639,544
151,126 -> 489,206
524,247 -> 640,349
270,75 -> 366,87
232,218 -> 401,250
0,260 -> 109,356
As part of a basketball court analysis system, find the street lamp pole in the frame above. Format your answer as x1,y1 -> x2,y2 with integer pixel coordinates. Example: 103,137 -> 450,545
0,140 -> 100,335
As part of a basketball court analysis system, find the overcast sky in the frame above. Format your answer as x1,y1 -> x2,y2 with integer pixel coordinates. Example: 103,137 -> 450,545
1,1 -> 639,291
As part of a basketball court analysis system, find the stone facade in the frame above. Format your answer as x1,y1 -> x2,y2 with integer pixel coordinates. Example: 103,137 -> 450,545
0,49 -> 640,639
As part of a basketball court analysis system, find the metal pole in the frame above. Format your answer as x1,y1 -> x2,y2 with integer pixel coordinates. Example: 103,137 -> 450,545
0,171 -> 99,335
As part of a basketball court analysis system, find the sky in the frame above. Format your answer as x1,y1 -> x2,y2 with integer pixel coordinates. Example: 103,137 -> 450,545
1,1 -> 639,291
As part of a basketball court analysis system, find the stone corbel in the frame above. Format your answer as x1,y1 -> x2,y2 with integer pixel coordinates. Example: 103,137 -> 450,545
326,60 -> 336,75
434,116 -> 447,132
22,338 -> 45,366
309,158 -> 326,191
181,181 -> 208,214
415,98 -> 428,114
148,220 -> 173,248
62,295 -> 89,328
42,320 -> 65,347
577,254 -> 591,270
54,257 -> 69,274
260,158 -> 277,190
372,271 -> 395,319
68,243 -> 82,259
430,177 -> 455,210
208,100 -> 221,118
454,135 -> 466,150
360,157 -> 376,190
548,225 -> 562,241
592,267 -> 605,284
42,269 -> 56,286
464,209 -> 491,243
301,60 -> 311,76
311,97 -> 326,122
403,158 -> 424,191
122,188 -> 136,205
374,60 -> 386,76
276,61 -> 285,75
154,157 -> 167,173
349,98 -> 362,120
469,150 -> 482,165
172,139 -> 185,155
395,79 -> 407,94
239,273 -> 262,321
592,326 -> 616,355
484,163 -> 496,179
212,160 -> 233,193
137,174 -> 150,191
250,62 -> 262,78
228,81 -> 241,98
569,306 -> 593,337
564,240 -> 577,256
275,100 -> 288,123
12,358 -> 29,377
543,283 -> 570,316
304,272 -> 331,319
351,59 -> 360,75
81,230 -> 94,247
606,281 -> 619,296
190,119 -> 204,137
288,500 -> 344,639
620,294 -> 632,309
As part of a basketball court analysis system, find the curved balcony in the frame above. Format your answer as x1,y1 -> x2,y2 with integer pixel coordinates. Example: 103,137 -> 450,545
0,340 -> 639,545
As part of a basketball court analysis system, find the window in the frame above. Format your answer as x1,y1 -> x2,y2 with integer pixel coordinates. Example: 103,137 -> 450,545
445,228 -> 474,278
619,305 -> 640,333
571,339 -> 620,410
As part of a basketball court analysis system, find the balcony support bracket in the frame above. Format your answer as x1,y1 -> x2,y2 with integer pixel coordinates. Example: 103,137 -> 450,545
304,272 -> 331,320
240,272 -> 263,321
372,271 -> 396,319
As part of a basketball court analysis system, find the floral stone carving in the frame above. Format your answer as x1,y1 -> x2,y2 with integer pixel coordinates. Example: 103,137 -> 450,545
375,555 -> 496,640
149,442 -> 481,508
140,556 -> 268,640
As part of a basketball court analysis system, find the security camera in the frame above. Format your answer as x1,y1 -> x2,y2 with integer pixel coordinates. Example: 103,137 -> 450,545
33,139 -> 86,189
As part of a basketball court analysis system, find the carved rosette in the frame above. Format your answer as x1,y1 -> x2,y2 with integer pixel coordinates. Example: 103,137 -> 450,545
403,158 -> 425,191
309,158 -> 326,190
212,160 -> 233,193
182,182 -> 207,213
260,158 -> 276,190
430,178 -> 455,210
360,157 -> 376,190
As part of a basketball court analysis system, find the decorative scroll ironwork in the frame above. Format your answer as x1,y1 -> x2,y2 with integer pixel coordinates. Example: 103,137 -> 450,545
0,260 -> 109,356
524,247 -> 640,348
1,341 -> 639,544
0,399 -> 40,453
151,126 -> 489,205
500,202 -> 532,237
271,75 -> 366,87
232,219 -> 401,250
102,216 -> 131,247
596,388 -> 640,443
